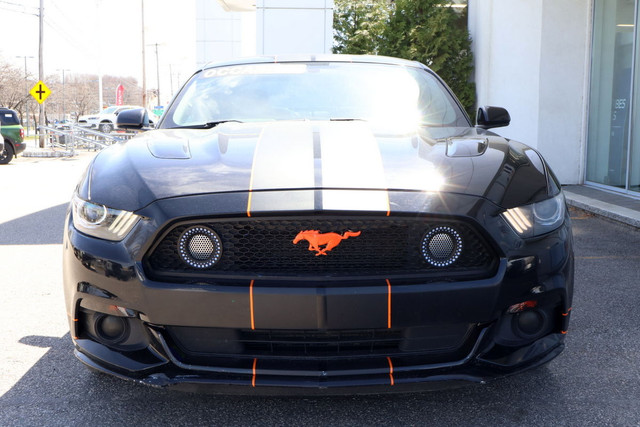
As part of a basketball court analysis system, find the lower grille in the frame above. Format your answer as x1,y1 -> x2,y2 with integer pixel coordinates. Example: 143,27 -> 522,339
165,324 -> 475,361
145,216 -> 497,280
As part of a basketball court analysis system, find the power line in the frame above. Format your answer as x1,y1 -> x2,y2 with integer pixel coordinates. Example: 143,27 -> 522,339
0,0 -> 38,15
43,18 -> 92,55
0,5 -> 38,16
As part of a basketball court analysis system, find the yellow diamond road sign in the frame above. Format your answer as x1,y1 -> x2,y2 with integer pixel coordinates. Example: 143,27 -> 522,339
30,81 -> 52,104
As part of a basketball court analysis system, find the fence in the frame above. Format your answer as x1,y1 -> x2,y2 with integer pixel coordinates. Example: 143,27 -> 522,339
37,124 -> 139,156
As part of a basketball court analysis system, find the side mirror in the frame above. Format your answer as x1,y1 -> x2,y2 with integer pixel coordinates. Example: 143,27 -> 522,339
476,106 -> 511,129
116,108 -> 150,131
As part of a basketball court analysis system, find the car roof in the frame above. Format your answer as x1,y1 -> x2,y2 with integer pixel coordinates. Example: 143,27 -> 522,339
200,54 -> 427,72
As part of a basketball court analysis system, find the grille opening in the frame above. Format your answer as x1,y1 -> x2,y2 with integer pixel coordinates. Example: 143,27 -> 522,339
165,324 -> 476,360
145,217 -> 497,281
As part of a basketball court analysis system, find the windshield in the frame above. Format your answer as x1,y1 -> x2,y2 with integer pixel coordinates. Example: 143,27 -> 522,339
161,62 -> 469,129
101,106 -> 119,114
1,111 -> 20,126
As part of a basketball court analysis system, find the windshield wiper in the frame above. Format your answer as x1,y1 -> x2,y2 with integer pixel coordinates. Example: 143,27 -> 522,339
170,120 -> 243,129
329,118 -> 368,122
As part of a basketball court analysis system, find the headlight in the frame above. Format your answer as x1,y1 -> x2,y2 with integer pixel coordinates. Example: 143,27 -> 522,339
501,193 -> 566,238
72,194 -> 141,241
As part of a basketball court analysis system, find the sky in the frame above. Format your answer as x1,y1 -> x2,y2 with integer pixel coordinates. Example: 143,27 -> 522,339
0,0 -> 197,104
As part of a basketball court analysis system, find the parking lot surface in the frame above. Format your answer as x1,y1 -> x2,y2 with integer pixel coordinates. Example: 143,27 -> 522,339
1,153 -> 639,426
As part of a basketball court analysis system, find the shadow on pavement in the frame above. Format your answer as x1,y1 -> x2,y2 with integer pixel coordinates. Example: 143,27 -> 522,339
0,203 -> 68,245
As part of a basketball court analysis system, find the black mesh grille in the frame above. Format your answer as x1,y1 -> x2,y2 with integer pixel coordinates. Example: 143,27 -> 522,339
145,216 -> 496,280
164,324 -> 476,361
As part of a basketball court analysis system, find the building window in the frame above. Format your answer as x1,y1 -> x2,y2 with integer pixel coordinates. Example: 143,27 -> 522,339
587,0 -> 638,192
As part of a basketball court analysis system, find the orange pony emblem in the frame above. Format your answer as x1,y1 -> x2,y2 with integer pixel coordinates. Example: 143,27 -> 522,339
293,230 -> 362,256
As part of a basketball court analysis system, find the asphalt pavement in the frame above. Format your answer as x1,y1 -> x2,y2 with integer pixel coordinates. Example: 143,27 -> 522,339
1,152 -> 639,426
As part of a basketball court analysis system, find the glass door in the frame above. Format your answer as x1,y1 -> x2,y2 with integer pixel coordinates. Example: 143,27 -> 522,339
587,0 -> 636,191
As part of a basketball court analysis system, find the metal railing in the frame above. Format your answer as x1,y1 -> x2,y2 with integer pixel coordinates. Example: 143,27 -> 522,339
37,124 -> 139,155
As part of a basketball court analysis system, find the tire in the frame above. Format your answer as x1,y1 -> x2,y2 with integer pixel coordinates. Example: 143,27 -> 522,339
0,142 -> 14,164
99,122 -> 113,133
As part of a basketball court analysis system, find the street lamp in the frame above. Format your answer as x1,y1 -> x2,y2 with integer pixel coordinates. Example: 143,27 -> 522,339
57,69 -> 70,122
16,55 -> 35,136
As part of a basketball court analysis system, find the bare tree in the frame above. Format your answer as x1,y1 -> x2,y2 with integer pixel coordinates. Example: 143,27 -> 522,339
0,61 -> 29,111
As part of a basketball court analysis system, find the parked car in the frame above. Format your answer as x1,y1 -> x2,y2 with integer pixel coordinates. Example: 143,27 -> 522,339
54,119 -> 73,130
78,106 -> 158,133
63,55 -> 574,393
77,105 -> 138,133
0,107 -> 26,164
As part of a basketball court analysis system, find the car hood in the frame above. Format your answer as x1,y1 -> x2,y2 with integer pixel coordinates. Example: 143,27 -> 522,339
81,121 -> 553,212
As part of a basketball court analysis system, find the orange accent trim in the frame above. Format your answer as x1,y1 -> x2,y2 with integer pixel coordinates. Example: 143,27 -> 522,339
246,192 -> 253,218
250,280 -> 255,330
562,307 -> 572,316
561,330 -> 568,335
252,358 -> 258,387
73,319 -> 78,322
387,357 -> 394,386
386,279 -> 392,329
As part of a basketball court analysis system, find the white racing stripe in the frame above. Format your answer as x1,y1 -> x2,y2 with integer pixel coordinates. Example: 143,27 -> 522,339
247,122 -> 315,215
247,121 -> 390,215
320,122 -> 390,214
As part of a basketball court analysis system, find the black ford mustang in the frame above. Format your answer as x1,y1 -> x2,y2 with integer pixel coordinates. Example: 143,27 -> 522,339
63,55 -> 573,393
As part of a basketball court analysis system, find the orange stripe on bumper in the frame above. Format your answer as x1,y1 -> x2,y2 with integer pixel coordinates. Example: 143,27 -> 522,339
387,357 -> 394,386
252,358 -> 257,387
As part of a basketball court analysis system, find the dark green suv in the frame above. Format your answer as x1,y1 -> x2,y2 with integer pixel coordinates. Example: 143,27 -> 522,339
0,108 -> 26,164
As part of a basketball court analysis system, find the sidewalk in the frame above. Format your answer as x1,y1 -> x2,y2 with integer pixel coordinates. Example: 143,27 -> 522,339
563,185 -> 640,228
21,137 -> 73,158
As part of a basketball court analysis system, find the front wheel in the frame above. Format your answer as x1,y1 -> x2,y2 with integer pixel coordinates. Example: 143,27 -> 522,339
99,122 -> 113,133
0,143 -> 14,164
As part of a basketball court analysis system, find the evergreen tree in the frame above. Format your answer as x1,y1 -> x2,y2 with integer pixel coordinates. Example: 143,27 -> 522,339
333,0 -> 476,118
380,0 -> 475,117
333,0 -> 391,55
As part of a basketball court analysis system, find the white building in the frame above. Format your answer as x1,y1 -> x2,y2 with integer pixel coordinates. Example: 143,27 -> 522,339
196,0 -> 334,68
470,0 -> 640,197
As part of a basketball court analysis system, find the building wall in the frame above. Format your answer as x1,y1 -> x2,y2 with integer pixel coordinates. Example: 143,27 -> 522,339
256,0 -> 334,55
196,0 -> 333,68
195,1 -> 256,68
469,0 -> 592,184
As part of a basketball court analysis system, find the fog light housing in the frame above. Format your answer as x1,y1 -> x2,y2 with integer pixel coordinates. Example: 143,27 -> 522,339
179,226 -> 222,268
95,314 -> 128,344
421,226 -> 462,267
512,309 -> 548,339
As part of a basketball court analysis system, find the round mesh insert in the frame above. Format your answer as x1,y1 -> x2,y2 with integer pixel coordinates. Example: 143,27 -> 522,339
429,233 -> 454,259
189,235 -> 215,260
421,226 -> 462,267
178,227 -> 222,268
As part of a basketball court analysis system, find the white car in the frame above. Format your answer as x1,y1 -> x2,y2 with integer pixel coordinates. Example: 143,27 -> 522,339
78,106 -> 158,133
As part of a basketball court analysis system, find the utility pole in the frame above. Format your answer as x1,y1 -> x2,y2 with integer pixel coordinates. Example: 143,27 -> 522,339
155,42 -> 160,107
141,0 -> 147,108
97,0 -> 104,111
16,55 -> 34,136
38,0 -> 45,148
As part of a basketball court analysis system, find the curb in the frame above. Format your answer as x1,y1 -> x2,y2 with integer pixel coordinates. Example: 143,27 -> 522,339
564,192 -> 640,229
22,150 -> 74,158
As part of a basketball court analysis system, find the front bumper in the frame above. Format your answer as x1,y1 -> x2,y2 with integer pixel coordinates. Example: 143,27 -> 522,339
62,194 -> 573,393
